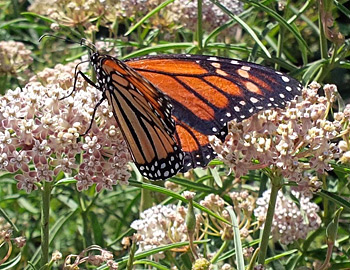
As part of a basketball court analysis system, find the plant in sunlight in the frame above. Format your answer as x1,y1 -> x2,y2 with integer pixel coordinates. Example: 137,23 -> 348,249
1,0 -> 350,269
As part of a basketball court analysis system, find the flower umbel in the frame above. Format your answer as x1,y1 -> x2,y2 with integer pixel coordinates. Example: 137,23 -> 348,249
0,61 -> 131,193
0,41 -> 33,75
254,190 -> 321,245
210,83 -> 340,193
130,204 -> 190,259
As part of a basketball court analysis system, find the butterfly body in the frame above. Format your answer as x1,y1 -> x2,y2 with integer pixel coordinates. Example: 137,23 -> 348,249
87,53 -> 302,180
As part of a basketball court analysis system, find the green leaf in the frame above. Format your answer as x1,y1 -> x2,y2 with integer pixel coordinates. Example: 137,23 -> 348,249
0,18 -> 28,29
90,212 -> 104,247
217,239 -> 260,262
334,0 -> 350,19
133,260 -> 170,270
54,177 -> 77,187
318,190 -> 350,212
122,43 -> 195,59
21,12 -> 58,24
128,180 -> 231,225
210,167 -> 222,188
210,0 -> 271,57
248,0 -> 309,52
56,194 -> 79,210
116,240 -> 210,264
169,177 -> 216,194
302,59 -> 328,85
227,207 -> 245,270
18,197 -> 40,214
0,207 -> 19,232
124,0 -> 175,36
265,249 -> 298,264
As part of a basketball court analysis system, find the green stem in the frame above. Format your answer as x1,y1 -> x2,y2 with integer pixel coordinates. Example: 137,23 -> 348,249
0,75 -> 8,95
140,178 -> 152,212
321,174 -> 329,224
197,0 -> 203,54
210,240 -> 229,264
11,0 -> 19,17
275,22 -> 285,71
318,242 -> 333,270
316,0 -> 329,82
40,181 -> 52,269
257,173 -> 282,265
247,247 -> 260,270
126,236 -> 137,270
318,1 -> 328,60
78,193 -> 91,248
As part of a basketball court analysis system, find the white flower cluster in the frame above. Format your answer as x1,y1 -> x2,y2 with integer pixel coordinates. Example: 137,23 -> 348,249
130,204 -> 188,259
254,190 -> 321,245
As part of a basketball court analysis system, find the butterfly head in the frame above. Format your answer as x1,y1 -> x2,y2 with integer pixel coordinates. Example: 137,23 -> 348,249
89,52 -> 108,88
90,52 -> 101,68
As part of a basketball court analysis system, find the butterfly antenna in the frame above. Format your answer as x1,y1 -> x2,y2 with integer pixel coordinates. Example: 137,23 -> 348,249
80,38 -> 97,53
39,34 -> 95,52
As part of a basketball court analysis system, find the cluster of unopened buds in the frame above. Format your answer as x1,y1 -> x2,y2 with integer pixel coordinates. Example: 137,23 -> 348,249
0,41 -> 33,75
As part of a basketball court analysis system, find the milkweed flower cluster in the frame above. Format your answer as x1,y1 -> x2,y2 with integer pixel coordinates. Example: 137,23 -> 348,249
130,204 -> 189,259
172,0 -> 243,34
0,61 -> 131,193
334,103 -> 350,165
0,41 -> 32,75
254,190 -> 321,245
210,83 -> 341,193
29,0 -> 122,30
29,0 -> 243,35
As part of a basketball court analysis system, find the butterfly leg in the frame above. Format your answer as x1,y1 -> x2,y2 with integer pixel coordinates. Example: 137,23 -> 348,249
82,93 -> 107,136
59,61 -> 98,100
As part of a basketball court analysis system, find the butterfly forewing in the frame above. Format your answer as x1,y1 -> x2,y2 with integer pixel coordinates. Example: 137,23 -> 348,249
90,53 -> 183,180
126,54 -> 302,172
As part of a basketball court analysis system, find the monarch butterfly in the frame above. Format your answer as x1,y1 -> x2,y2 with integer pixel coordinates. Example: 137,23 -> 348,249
40,35 -> 302,180
90,53 -> 301,180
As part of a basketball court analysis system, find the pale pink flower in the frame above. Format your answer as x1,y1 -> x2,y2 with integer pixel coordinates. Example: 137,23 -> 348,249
0,60 -> 131,193
210,83 -> 341,194
254,190 -> 321,245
